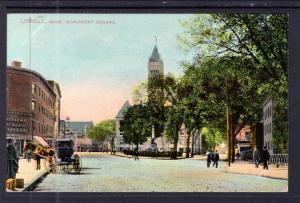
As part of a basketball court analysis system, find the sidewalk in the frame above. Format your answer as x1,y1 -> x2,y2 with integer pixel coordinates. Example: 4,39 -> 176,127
223,160 -> 288,180
7,158 -> 48,192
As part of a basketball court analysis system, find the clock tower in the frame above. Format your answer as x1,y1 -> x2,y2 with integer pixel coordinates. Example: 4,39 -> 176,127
148,43 -> 164,80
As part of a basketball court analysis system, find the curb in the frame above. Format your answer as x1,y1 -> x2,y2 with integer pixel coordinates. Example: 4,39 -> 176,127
19,171 -> 49,192
223,170 -> 288,181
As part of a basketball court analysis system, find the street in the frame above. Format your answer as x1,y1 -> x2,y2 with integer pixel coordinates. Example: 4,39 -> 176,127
33,154 -> 288,192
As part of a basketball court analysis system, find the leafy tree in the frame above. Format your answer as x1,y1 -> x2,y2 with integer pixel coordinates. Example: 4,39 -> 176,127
121,104 -> 152,150
201,127 -> 224,152
132,80 -> 148,105
178,14 -> 288,154
87,120 -> 116,152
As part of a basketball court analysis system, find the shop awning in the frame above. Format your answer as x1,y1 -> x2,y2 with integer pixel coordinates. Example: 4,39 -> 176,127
33,136 -> 49,147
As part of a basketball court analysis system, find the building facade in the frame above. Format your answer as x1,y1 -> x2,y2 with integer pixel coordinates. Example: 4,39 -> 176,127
263,97 -> 273,154
48,80 -> 62,143
6,61 -> 60,154
59,120 -> 94,151
114,101 -> 131,151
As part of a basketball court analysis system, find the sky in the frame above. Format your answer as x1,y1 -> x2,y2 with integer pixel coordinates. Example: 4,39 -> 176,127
7,14 -> 194,124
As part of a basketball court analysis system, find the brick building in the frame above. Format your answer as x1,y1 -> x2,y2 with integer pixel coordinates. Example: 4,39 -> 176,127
6,61 -> 61,154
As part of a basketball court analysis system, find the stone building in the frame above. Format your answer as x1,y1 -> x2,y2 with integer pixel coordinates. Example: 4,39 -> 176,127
114,100 -> 131,151
59,120 -> 94,151
263,97 -> 273,154
47,80 -> 62,143
6,61 -> 61,153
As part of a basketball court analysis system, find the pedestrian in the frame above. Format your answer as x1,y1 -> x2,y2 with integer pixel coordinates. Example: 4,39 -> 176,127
6,138 -> 19,179
206,151 -> 212,168
34,146 -> 42,170
253,146 -> 260,168
26,148 -> 32,163
212,150 -> 220,168
261,146 -> 270,170
134,148 -> 139,160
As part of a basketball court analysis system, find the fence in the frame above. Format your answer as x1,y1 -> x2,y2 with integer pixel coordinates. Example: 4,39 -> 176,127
269,154 -> 288,167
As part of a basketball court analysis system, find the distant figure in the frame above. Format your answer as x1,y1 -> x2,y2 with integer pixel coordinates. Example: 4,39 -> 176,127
261,146 -> 270,170
35,146 -> 42,170
134,148 -> 139,161
212,150 -> 220,168
206,151 -> 212,168
6,139 -> 19,179
26,148 -> 32,163
253,146 -> 260,168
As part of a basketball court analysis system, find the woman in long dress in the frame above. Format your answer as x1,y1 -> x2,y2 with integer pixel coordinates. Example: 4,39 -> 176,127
6,138 -> 19,179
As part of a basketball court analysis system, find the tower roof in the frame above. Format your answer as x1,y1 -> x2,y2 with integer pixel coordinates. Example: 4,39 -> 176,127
150,45 -> 162,61
115,100 -> 131,119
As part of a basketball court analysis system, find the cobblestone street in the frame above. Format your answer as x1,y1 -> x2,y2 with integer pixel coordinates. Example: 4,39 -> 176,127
33,154 -> 288,192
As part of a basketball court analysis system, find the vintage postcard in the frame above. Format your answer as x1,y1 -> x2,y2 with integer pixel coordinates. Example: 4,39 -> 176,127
5,13 -> 288,192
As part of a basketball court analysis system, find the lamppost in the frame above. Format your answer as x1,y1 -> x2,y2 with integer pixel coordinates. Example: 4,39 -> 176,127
226,78 -> 231,167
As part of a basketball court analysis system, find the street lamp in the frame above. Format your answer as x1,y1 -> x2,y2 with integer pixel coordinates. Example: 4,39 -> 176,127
226,78 -> 231,167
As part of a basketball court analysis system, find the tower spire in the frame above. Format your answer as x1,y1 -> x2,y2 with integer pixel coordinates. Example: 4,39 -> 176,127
155,36 -> 157,46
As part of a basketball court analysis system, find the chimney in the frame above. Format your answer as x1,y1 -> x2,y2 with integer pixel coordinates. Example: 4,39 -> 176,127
11,61 -> 22,68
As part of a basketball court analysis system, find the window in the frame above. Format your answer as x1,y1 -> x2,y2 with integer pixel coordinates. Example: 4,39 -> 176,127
31,100 -> 36,111
32,83 -> 36,94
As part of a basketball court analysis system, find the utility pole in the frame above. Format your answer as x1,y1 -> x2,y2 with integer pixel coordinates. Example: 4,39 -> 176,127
226,78 -> 231,167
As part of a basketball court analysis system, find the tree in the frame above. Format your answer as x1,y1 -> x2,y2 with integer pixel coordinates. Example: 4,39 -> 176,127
121,104 -> 152,150
132,80 -> 148,105
201,127 -> 224,152
87,120 -> 116,152
164,73 -> 186,159
178,14 -> 288,154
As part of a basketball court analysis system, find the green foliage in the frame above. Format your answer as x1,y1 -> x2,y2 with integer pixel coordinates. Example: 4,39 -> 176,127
201,127 -> 224,151
178,14 -> 288,153
87,120 -> 116,143
121,104 -> 152,147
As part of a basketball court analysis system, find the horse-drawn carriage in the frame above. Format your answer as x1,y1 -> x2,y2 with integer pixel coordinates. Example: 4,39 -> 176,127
24,137 -> 82,174
56,138 -> 82,174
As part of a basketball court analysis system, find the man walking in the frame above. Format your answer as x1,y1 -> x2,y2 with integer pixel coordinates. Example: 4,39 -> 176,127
261,146 -> 270,170
206,151 -> 212,168
253,146 -> 260,168
6,138 -> 19,179
212,150 -> 220,168
134,148 -> 139,161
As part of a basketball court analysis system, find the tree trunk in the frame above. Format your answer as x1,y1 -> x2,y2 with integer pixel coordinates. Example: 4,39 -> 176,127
172,126 -> 180,159
110,137 -> 115,154
229,114 -> 235,163
191,130 -> 195,157
186,128 -> 191,158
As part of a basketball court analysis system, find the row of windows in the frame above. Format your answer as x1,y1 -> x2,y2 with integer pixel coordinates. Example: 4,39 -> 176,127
264,122 -> 272,135
32,121 -> 54,135
150,69 -> 160,74
6,118 -> 26,122
7,123 -> 26,128
32,100 -> 55,121
7,128 -> 27,133
264,105 -> 272,120
32,83 -> 55,108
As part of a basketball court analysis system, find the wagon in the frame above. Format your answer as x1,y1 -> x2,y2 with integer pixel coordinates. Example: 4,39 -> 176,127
56,139 -> 82,174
